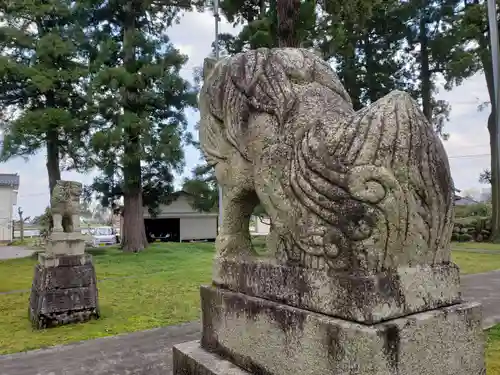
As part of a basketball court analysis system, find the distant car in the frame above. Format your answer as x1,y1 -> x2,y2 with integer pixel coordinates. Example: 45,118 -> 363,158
89,226 -> 117,247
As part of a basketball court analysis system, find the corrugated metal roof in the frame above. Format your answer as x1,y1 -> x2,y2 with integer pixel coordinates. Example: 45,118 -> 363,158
0,173 -> 19,188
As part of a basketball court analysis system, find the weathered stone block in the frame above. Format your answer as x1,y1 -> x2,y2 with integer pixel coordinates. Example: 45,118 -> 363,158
47,233 -> 86,255
213,257 -> 461,324
38,253 -> 93,268
29,255 -> 100,329
173,341 -> 251,375
174,285 -> 485,375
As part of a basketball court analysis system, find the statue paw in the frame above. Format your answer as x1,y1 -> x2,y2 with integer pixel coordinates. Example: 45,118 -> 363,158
216,234 -> 256,258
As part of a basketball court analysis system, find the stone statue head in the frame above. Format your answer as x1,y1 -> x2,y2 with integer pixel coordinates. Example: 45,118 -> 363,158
199,48 -> 352,148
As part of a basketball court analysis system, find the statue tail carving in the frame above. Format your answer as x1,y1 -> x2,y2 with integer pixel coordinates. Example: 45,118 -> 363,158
288,91 -> 454,271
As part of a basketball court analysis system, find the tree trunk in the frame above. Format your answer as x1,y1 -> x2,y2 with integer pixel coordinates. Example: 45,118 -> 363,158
364,33 -> 376,103
277,0 -> 301,48
120,1 -> 148,252
46,129 -> 61,232
487,111 -> 500,242
121,135 -> 148,252
418,7 -> 433,122
479,19 -> 500,242
121,179 -> 148,252
18,208 -> 24,242
343,40 -> 362,110
270,0 -> 278,47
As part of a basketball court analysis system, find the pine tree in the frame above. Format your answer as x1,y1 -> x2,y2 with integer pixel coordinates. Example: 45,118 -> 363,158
315,0 -> 412,110
401,0 -> 479,136
83,0 -> 197,252
217,0 -> 316,53
0,0 -> 91,197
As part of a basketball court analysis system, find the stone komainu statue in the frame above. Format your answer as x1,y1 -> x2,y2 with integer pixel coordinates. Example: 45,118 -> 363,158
50,180 -> 82,233
199,48 -> 454,273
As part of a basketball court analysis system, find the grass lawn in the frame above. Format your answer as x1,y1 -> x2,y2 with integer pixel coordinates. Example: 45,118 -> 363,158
0,241 -> 499,374
488,326 -> 500,375
453,241 -> 500,252
0,243 -> 214,354
452,251 -> 500,274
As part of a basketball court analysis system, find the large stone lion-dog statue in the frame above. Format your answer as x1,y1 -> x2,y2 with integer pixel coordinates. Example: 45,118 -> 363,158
199,48 -> 453,273
50,180 -> 82,233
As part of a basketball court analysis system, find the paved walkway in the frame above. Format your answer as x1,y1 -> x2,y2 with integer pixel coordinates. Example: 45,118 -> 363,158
0,246 -> 35,260
453,247 -> 500,255
0,271 -> 499,375
462,270 -> 500,329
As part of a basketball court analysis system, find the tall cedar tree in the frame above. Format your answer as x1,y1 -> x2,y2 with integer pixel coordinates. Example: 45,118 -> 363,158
316,0 -> 416,110
0,1 -> 90,200
185,0 -> 404,212
184,0 -> 316,215
84,0 -> 197,252
186,1 -> 478,217
217,0 -> 316,54
401,0 -> 479,136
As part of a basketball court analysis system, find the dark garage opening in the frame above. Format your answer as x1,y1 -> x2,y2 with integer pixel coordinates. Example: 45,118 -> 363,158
145,218 -> 180,242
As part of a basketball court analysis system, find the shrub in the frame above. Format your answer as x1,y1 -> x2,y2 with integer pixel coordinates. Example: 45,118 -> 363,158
454,203 -> 492,218
453,215 -> 491,242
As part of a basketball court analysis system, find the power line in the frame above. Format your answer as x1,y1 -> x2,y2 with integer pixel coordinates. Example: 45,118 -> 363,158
17,192 -> 47,198
448,153 -> 490,159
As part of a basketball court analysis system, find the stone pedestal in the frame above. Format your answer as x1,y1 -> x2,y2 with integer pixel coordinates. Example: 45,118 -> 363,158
173,259 -> 485,375
29,236 -> 100,329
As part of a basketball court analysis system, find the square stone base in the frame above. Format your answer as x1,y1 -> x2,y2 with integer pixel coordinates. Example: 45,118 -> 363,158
47,232 -> 87,255
173,285 -> 485,375
213,257 -> 461,324
29,254 -> 100,329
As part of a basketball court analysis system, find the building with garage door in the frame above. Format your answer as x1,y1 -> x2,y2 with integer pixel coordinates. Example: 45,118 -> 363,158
121,191 -> 218,243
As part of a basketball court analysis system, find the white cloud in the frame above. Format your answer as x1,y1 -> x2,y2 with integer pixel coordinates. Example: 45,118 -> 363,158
0,10 -> 493,216
436,73 -> 491,192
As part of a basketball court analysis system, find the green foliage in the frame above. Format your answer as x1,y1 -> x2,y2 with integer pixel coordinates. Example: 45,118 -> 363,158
0,0 -> 92,183
480,169 -> 492,185
30,206 -> 52,238
455,202 -> 492,218
182,164 -> 219,213
82,0 -> 197,224
453,215 -> 492,242
217,0 -> 316,54
183,179 -> 218,213
216,0 -> 476,131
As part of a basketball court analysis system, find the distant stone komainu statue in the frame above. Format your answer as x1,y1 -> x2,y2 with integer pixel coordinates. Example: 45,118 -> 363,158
199,48 -> 453,273
50,180 -> 83,233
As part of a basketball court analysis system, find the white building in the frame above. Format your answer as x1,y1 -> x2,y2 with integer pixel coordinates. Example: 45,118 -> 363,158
121,191 -> 218,242
0,174 -> 19,243
250,215 -> 271,235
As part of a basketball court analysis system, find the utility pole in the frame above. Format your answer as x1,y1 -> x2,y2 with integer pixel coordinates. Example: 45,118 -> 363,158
207,0 -> 223,229
487,0 -> 500,239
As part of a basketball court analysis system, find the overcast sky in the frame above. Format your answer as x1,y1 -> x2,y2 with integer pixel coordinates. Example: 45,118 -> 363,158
0,10 -> 493,217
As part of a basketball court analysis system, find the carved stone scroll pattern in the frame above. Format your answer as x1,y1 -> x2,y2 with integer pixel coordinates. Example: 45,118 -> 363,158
199,48 -> 453,273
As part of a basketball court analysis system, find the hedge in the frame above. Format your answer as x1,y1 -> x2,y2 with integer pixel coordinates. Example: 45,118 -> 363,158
452,216 -> 491,242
